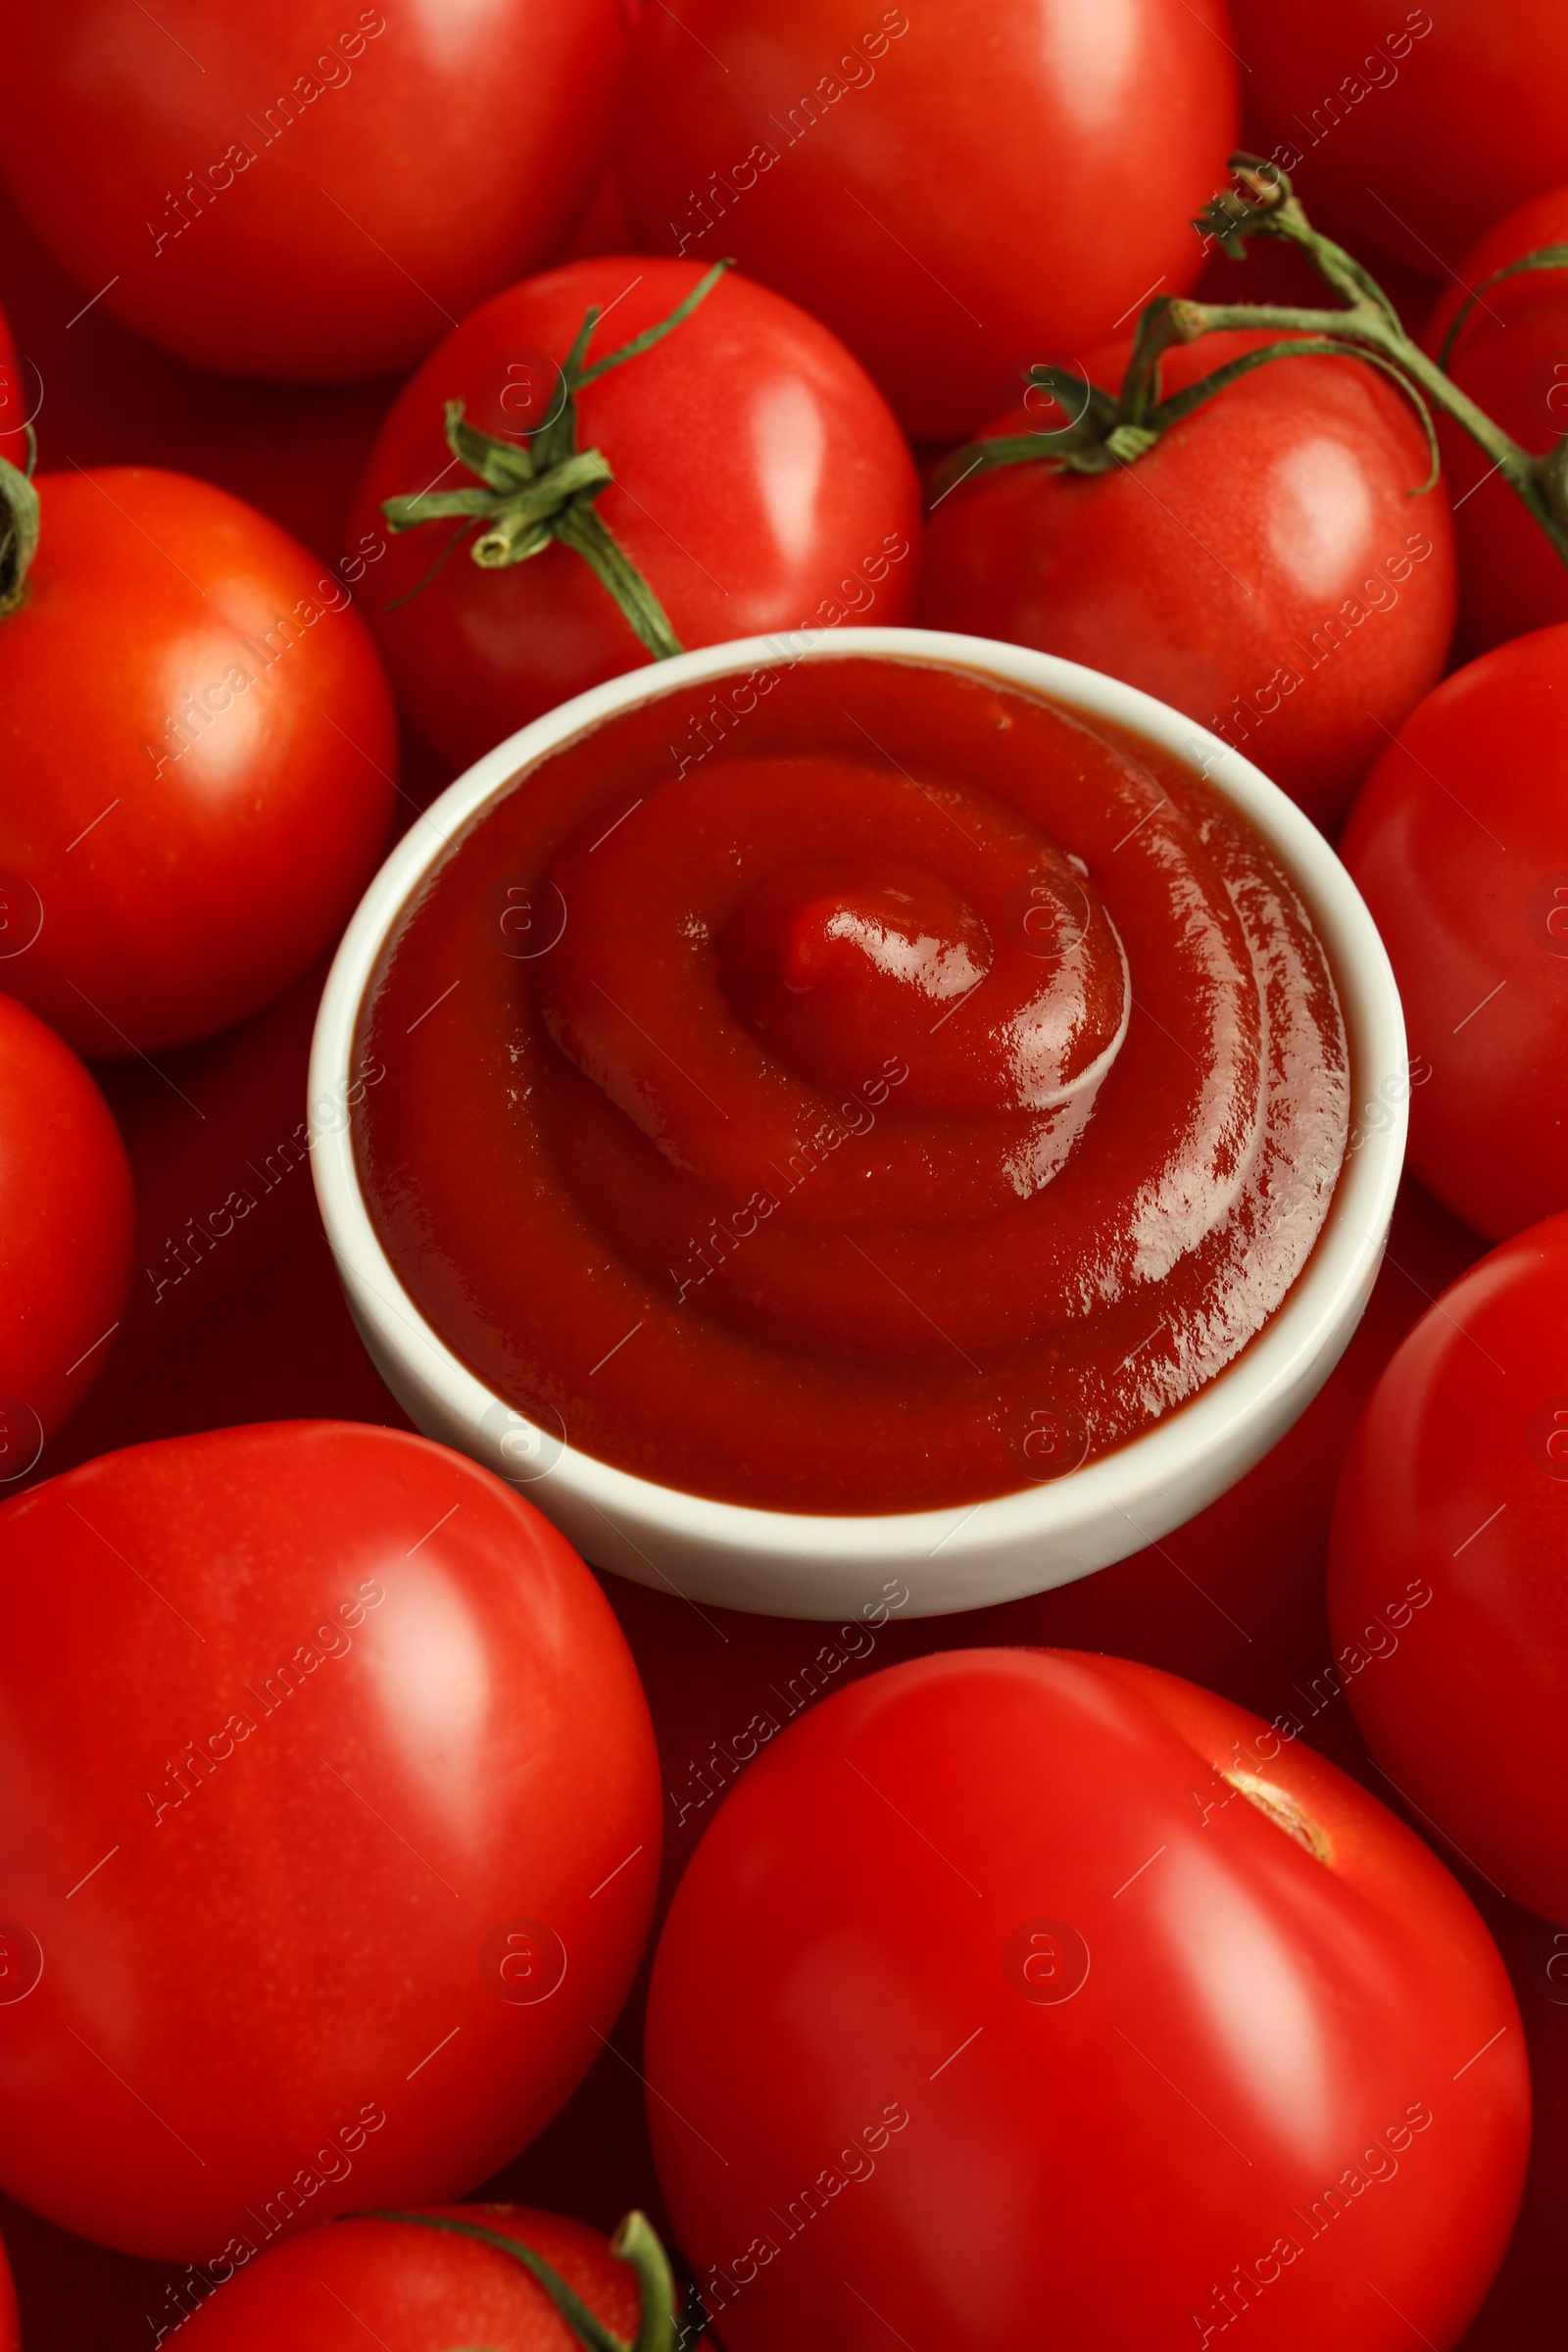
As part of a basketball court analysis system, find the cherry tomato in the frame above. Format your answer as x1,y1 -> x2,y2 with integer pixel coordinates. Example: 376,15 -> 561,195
349,257 -> 919,771
612,0 -> 1238,441
645,1649 -> 1528,2352
920,331 -> 1457,832
1232,2 -> 1568,276
168,2205 -> 647,2350
0,466 -> 397,1055
0,1422 -> 661,2261
1341,625 -> 1568,1240
1421,189 -> 1568,656
0,992 -> 133,1455
0,2 -> 627,381
1329,1215 -> 1568,1930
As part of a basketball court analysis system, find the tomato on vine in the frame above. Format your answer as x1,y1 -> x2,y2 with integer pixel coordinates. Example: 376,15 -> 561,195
170,2204 -> 678,2352
920,325 -> 1456,831
350,257 -> 919,771
921,152 -> 1568,831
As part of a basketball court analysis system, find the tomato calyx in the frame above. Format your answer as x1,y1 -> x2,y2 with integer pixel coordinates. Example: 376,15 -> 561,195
931,153 -> 1568,579
0,424 -> 40,617
379,260 -> 734,660
367,2207 -> 678,2352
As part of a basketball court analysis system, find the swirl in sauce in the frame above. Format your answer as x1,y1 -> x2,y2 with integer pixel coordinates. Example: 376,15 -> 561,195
355,659 -> 1348,1513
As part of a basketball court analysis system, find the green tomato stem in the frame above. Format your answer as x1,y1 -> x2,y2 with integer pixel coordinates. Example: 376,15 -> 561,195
380,263 -> 736,658
364,2207 -> 680,2352
931,151 -> 1568,576
611,2209 -> 679,2352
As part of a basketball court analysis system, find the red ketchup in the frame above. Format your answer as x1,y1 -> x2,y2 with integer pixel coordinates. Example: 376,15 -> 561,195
355,658 -> 1348,1513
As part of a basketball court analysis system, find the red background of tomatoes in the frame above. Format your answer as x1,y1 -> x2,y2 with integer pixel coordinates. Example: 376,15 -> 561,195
1,181 -> 1564,2351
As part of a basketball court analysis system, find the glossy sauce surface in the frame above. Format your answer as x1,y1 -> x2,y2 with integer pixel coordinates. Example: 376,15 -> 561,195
355,659 -> 1348,1512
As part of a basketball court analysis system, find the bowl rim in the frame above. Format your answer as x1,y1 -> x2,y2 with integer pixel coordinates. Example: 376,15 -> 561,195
309,624 -> 1406,1585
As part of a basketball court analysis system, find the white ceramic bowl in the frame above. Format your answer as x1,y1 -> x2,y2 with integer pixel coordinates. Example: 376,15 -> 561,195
310,627 -> 1406,1621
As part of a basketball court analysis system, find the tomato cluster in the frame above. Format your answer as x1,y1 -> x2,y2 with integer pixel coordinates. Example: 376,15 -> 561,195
3,4 -> 1568,2348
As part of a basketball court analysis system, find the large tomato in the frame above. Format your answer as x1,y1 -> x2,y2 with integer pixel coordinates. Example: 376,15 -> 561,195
1328,1215 -> 1568,1928
0,466 -> 396,1055
1422,189 -> 1568,656
1232,2 -> 1568,275
1341,625 -> 1568,1240
350,257 -> 919,770
0,992 -> 133,1452
612,0 -> 1238,440
919,331 -> 1457,832
646,1649 -> 1528,2352
0,2 -> 627,381
0,1423 -> 661,2261
170,2206 -> 650,2350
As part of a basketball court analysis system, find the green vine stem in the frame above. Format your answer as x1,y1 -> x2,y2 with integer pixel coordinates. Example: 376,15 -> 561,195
366,2207 -> 677,2352
1435,241 -> 1568,369
0,425 -> 40,617
931,153 -> 1568,565
380,261 -> 735,659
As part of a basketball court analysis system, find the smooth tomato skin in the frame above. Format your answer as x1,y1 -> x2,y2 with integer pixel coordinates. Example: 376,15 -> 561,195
1329,1219 -> 1568,1926
172,2206 -> 642,2349
0,994 -> 133,1446
646,1648 -> 1527,2352
1340,627 -> 1568,1240
0,1423 -> 661,2261
350,258 -> 920,770
0,1 -> 627,381
612,0 -> 1237,441
0,467 -> 397,1055
920,333 -> 1456,832
1233,2 -> 1568,274
1422,190 -> 1568,657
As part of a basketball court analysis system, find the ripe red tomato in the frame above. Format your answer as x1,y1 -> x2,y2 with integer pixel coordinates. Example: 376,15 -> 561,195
0,2 -> 627,381
919,332 -> 1457,832
1329,1215 -> 1568,1929
1341,625 -> 1568,1240
0,993 -> 133,1452
0,466 -> 396,1055
646,1649 -> 1528,2352
0,1422 -> 661,2262
167,2205 -> 646,2350
1232,2 -> 1568,275
349,257 -> 919,771
612,0 -> 1238,440
1421,189 -> 1568,656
